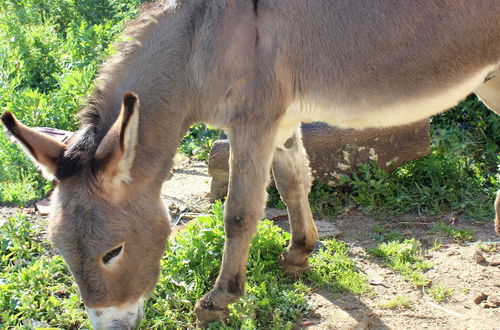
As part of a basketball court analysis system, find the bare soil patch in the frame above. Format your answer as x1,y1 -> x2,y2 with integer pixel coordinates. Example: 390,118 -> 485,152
299,212 -> 500,330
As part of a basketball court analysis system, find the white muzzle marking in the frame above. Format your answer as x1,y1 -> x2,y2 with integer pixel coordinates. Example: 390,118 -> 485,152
87,297 -> 145,330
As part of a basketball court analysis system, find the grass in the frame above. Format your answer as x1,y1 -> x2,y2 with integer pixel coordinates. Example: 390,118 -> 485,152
378,295 -> 413,310
308,240 -> 369,295
1,202 -> 369,328
368,238 -> 433,287
428,284 -> 455,303
429,223 -> 474,243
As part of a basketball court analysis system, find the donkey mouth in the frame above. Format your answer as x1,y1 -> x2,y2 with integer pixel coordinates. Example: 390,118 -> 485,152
87,297 -> 145,330
109,320 -> 133,330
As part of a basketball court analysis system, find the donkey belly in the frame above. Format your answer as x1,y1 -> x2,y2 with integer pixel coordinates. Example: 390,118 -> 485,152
285,66 -> 495,130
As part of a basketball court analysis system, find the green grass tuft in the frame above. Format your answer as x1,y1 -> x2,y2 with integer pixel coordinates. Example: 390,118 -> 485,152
428,284 -> 454,303
308,240 -> 369,295
429,223 -> 474,243
368,238 -> 433,287
379,295 -> 413,310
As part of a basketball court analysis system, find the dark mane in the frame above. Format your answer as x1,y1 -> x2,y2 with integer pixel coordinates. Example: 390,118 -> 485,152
57,0 -> 181,180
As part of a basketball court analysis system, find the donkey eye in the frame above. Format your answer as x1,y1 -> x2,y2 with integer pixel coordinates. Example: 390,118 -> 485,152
102,245 -> 123,264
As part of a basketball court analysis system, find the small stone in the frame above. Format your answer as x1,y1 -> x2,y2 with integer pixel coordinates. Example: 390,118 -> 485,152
486,296 -> 500,308
473,293 -> 488,304
34,197 -> 51,216
472,250 -> 488,264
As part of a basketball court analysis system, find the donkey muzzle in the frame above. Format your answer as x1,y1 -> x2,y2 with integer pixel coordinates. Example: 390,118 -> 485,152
86,297 -> 145,330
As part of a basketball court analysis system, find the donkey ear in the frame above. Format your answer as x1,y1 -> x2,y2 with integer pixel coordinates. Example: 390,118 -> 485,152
94,92 -> 140,189
1,112 -> 66,180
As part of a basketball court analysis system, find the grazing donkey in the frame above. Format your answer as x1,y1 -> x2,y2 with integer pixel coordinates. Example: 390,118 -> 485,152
2,0 -> 500,328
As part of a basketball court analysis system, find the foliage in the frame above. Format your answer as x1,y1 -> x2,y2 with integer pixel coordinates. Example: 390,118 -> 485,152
428,284 -> 454,303
0,0 -> 148,204
368,238 -> 433,287
0,213 -> 87,328
295,97 -> 499,220
178,124 -> 220,161
1,202 -> 369,328
308,240 -> 369,295
429,223 -> 474,243
378,295 -> 413,310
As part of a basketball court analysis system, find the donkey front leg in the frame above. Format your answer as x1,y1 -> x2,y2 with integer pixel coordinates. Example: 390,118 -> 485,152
194,121 -> 278,323
272,127 -> 318,275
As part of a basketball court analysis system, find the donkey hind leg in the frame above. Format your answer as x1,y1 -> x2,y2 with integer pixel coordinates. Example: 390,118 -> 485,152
475,75 -> 500,234
272,126 -> 318,275
194,121 -> 278,323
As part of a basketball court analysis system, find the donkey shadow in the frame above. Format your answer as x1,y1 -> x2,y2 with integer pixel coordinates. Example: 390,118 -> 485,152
304,286 -> 390,330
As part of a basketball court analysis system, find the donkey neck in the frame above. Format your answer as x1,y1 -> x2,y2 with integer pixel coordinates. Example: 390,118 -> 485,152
65,1 -> 198,192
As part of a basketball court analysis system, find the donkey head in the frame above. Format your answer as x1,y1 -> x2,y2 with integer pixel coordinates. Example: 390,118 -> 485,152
1,92 -> 170,329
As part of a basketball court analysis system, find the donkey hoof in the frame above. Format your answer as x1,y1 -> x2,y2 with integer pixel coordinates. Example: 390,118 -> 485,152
194,297 -> 229,324
279,254 -> 310,276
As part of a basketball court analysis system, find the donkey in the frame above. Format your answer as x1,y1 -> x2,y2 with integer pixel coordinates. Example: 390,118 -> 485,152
2,0 -> 500,328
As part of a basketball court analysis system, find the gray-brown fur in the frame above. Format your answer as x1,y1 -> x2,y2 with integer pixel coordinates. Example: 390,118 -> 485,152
1,0 -> 500,327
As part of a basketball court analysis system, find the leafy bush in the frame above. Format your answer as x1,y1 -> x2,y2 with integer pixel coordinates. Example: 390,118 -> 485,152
179,124 -> 220,161
0,0 -> 145,203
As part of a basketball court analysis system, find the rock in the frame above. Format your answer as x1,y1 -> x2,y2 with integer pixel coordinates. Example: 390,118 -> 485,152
264,208 -> 289,220
472,250 -> 488,265
34,197 -> 51,216
487,296 -> 500,308
473,293 -> 488,304
208,140 -> 231,199
315,220 -> 342,237
208,120 -> 430,199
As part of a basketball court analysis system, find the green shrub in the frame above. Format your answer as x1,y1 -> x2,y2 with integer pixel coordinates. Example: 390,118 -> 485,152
0,0 -> 146,204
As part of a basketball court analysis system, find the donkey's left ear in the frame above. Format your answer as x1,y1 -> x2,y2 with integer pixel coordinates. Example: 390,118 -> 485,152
94,92 -> 140,189
1,111 -> 66,180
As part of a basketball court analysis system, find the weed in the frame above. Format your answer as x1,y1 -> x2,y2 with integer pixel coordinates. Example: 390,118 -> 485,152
308,240 -> 369,294
0,213 -> 86,328
368,238 -> 432,287
179,124 -> 220,161
430,239 -> 443,251
477,243 -> 498,253
429,223 -> 474,243
370,224 -> 405,243
379,295 -> 413,310
428,284 -> 454,303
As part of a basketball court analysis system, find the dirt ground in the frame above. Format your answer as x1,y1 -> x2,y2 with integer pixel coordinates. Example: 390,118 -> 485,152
2,161 -> 499,330
300,212 -> 500,330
